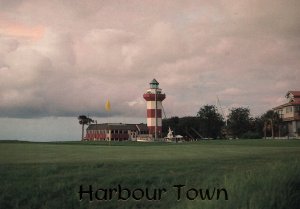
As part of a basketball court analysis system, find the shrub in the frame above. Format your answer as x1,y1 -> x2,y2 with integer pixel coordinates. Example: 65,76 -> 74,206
241,131 -> 262,139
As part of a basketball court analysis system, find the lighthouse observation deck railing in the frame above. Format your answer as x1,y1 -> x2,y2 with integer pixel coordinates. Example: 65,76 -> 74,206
143,93 -> 166,101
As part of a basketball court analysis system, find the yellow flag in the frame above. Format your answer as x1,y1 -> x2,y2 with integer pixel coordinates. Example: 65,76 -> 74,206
105,99 -> 111,111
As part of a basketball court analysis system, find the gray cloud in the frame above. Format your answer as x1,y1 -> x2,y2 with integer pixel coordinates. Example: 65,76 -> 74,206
0,0 -> 299,120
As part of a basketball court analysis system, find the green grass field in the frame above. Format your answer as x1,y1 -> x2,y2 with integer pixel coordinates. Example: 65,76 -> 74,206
1,140 -> 300,209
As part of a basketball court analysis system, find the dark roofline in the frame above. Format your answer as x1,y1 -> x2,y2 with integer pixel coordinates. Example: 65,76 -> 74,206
86,123 -> 147,131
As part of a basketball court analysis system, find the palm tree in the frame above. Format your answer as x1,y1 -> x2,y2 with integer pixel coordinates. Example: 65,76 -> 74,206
78,115 -> 94,140
261,110 -> 281,139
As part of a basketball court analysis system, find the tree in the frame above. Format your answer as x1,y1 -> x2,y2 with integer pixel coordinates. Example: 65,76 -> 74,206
78,115 -> 94,140
197,105 -> 225,139
227,107 -> 251,138
177,116 -> 201,138
162,116 -> 180,136
239,116 -> 264,139
261,110 -> 281,139
162,116 -> 200,139
250,116 -> 264,138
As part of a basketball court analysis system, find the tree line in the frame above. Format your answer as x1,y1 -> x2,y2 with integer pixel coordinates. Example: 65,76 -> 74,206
162,105 -> 283,140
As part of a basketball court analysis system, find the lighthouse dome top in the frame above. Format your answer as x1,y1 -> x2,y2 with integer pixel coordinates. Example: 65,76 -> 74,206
150,78 -> 159,89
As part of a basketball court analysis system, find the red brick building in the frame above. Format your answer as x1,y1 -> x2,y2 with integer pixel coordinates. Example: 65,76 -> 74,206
85,123 -> 150,141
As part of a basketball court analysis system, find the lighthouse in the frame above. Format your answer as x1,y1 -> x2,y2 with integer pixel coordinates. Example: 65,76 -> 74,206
143,79 -> 166,139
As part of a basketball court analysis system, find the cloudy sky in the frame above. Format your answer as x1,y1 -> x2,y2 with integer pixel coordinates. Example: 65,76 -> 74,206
0,0 -> 299,141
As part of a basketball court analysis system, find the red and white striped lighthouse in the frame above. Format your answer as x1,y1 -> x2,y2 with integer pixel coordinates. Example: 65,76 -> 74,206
143,79 -> 166,138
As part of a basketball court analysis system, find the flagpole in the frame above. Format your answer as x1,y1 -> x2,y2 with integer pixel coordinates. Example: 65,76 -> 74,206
155,88 -> 157,141
105,99 -> 111,146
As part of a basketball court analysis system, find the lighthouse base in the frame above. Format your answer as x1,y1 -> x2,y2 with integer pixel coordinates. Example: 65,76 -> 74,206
147,126 -> 162,138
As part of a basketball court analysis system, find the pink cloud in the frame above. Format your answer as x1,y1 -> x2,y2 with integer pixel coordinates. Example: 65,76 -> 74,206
0,0 -> 299,119
0,16 -> 44,40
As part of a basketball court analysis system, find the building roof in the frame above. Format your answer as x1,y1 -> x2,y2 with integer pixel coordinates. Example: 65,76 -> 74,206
286,91 -> 300,98
273,100 -> 300,110
273,91 -> 300,110
86,123 -> 148,131
136,124 -> 148,132
150,78 -> 159,85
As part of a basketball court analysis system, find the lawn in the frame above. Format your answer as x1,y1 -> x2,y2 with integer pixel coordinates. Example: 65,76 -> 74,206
0,140 -> 300,209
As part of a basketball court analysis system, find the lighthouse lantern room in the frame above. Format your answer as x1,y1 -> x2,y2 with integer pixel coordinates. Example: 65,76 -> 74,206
143,79 -> 166,139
